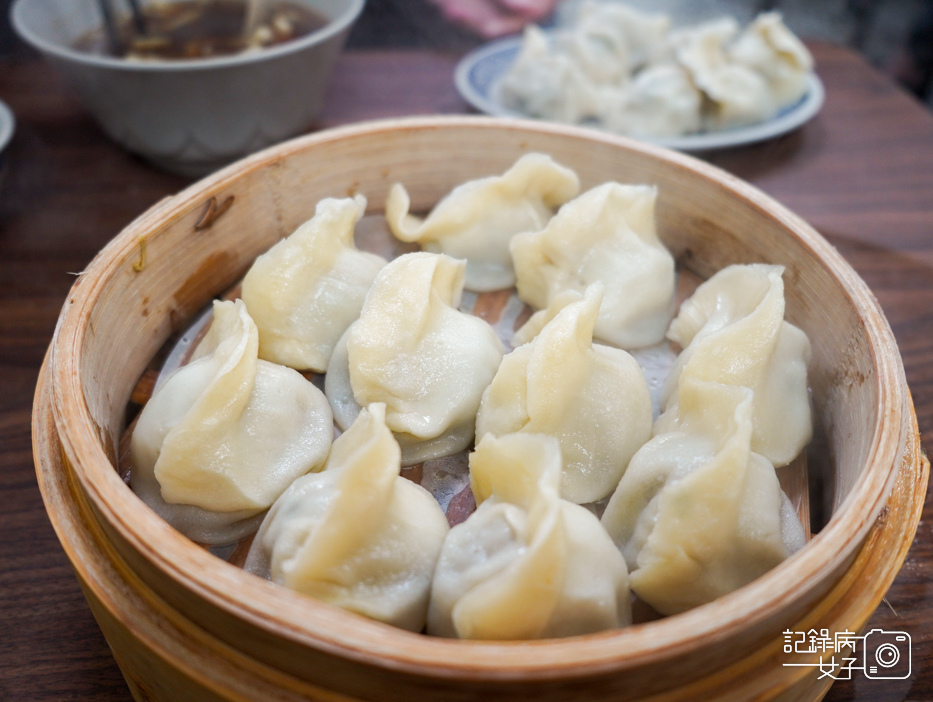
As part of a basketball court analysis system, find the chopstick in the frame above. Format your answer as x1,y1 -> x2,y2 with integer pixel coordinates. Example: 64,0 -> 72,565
97,0 -> 123,54
126,0 -> 148,36
97,0 -> 148,55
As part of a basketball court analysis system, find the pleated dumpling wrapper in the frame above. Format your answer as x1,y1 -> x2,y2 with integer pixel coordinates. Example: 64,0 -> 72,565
671,18 -> 773,129
511,182 -> 676,349
561,0 -> 671,85
728,12 -> 814,112
428,432 -> 631,639
497,27 -> 603,130
243,403 -> 449,632
601,377 -> 806,616
384,153 -> 580,292
658,263 -> 812,467
476,285 -> 652,504
325,252 -> 505,465
130,299 -> 333,545
599,63 -> 703,138
240,195 -> 386,372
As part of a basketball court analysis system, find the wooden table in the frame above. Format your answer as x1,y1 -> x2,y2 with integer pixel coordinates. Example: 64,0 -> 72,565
1,43 -> 931,701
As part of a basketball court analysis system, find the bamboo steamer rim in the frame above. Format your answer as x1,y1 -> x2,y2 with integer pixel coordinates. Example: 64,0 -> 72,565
47,116 -> 909,677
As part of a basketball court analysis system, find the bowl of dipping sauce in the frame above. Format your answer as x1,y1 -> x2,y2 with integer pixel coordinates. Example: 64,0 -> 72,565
11,0 -> 364,175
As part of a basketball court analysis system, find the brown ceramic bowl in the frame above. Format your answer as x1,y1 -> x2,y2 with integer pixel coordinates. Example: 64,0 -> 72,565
33,116 -> 927,701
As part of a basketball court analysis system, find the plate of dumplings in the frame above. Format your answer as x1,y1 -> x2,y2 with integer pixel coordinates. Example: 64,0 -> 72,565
455,3 -> 825,151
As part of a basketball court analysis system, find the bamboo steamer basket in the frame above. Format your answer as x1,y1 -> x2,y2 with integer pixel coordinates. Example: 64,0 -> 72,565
33,116 -> 927,701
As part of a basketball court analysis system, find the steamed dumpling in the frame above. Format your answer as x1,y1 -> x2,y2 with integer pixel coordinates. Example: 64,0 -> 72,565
601,377 -> 805,615
498,25 -> 603,125
244,404 -> 449,632
561,0 -> 670,85
600,63 -> 703,138
700,66 -> 773,130
672,18 -> 774,129
511,182 -> 676,348
325,252 -> 504,465
130,300 -> 333,545
659,263 -> 811,467
476,286 -> 652,504
385,153 -> 580,292
428,432 -> 631,639
729,12 -> 814,110
241,195 -> 386,372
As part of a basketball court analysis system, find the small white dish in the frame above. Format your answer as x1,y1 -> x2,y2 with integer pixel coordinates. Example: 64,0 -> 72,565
0,99 -> 15,162
454,35 -> 825,151
0,99 -> 15,190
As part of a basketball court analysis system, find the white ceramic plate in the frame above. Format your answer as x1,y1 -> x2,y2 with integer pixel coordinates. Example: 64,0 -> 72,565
454,35 -> 825,151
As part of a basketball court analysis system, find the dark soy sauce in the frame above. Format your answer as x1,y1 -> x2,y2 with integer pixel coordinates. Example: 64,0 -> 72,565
75,0 -> 329,60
